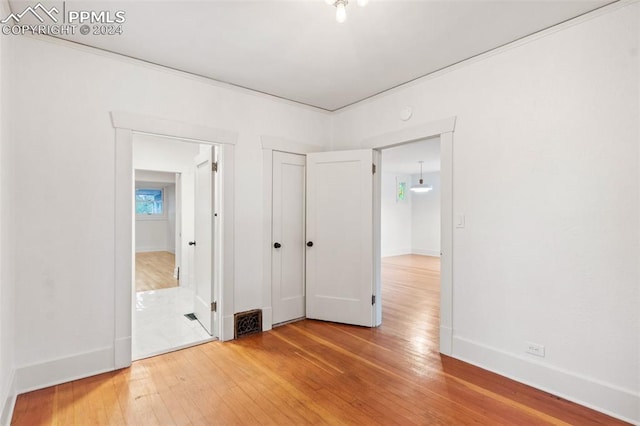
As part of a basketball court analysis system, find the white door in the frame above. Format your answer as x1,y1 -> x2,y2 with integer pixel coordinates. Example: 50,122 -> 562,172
306,149 -> 375,327
174,173 -> 182,281
272,151 -> 306,324
193,146 -> 217,335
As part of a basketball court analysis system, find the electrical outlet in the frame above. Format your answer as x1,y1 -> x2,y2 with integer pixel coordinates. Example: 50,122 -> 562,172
525,341 -> 545,357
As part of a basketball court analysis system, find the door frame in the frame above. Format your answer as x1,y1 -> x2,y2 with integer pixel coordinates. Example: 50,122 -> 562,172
111,111 -> 237,369
364,116 -> 456,355
260,116 -> 455,348
261,136 -> 323,331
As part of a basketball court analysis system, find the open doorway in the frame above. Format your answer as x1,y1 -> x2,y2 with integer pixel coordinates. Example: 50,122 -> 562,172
132,133 -> 216,360
379,137 -> 442,346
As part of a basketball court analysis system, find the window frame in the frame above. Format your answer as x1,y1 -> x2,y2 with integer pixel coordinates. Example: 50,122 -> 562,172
135,186 -> 167,220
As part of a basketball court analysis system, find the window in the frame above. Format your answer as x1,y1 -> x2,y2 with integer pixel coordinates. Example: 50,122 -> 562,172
135,188 -> 164,217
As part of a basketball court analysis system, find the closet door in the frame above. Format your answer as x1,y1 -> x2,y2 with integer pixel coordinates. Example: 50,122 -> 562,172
272,151 -> 306,324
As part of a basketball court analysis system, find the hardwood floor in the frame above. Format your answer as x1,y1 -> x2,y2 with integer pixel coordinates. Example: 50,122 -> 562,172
135,251 -> 177,292
12,255 -> 625,425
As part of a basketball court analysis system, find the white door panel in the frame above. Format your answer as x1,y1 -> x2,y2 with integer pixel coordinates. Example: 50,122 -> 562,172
193,146 -> 216,335
272,152 -> 306,324
306,149 -> 374,327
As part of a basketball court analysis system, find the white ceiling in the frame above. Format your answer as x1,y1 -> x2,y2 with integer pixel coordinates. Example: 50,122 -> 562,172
9,0 -> 614,111
382,137 -> 440,175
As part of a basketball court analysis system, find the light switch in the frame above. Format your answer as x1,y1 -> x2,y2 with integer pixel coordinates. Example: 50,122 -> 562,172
456,214 -> 465,228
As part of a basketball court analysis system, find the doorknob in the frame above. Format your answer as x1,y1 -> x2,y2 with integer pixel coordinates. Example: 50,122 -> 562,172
273,242 -> 281,249
306,241 -> 313,247
188,241 -> 196,246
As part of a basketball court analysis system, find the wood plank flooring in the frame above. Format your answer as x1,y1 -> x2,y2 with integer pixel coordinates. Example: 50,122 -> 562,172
12,255 -> 625,425
135,251 -> 177,292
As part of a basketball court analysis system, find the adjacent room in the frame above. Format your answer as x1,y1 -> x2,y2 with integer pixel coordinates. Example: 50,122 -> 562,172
380,138 -> 441,344
132,134 -> 214,360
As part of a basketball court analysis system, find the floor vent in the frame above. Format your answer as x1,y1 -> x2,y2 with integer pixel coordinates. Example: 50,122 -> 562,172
184,313 -> 197,321
234,309 -> 262,338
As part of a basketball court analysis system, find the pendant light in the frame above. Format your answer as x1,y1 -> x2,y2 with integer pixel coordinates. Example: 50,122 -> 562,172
410,161 -> 433,193
325,0 -> 369,23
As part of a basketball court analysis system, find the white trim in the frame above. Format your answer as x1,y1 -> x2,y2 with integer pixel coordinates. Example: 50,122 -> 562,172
114,337 -> 131,370
260,135 -> 325,331
16,347 -> 115,394
453,336 -> 640,425
381,248 -> 413,258
0,369 -> 16,426
334,1 -> 633,114
134,337 -> 215,361
114,128 -> 133,369
111,112 -> 238,145
439,131 -> 454,356
368,119 -> 455,356
222,315 -> 235,341
112,113 -> 237,370
23,34 -> 331,114
135,247 -> 172,253
261,136 -> 324,154
262,147 -> 274,331
262,307 -> 273,332
411,249 -> 441,257
218,144 -> 235,341
362,117 -> 456,149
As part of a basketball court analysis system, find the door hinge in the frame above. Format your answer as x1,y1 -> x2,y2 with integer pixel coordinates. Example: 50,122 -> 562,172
211,301 -> 217,312
212,162 -> 218,172
371,295 -> 376,305
372,163 -> 376,174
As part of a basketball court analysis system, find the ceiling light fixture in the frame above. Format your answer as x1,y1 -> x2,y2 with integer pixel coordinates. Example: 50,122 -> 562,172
325,0 -> 369,23
410,161 -> 433,193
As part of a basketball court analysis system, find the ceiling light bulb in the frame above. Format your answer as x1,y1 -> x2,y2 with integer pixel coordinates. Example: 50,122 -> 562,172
336,2 -> 347,23
356,0 -> 369,6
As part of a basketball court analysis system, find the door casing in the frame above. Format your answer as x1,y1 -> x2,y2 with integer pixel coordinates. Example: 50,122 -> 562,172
261,116 -> 455,356
112,111 -> 237,369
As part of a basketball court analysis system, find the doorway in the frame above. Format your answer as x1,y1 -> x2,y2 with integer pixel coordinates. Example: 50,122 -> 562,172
131,134 -> 216,360
379,137 -> 442,345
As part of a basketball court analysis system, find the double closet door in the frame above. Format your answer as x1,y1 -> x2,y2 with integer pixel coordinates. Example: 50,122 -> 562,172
271,149 -> 376,328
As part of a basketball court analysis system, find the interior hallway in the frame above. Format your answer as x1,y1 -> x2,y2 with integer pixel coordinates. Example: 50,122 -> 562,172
10,255 -> 622,425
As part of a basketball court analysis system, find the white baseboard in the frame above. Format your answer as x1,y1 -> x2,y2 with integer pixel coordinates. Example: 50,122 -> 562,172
412,248 -> 441,257
135,247 -> 170,253
0,369 -> 16,426
453,336 -> 640,424
381,248 -> 412,257
16,346 -> 115,394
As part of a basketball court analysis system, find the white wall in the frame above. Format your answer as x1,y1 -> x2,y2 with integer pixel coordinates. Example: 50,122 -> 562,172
10,36 -> 330,392
0,0 -> 16,421
380,172 -> 412,257
333,4 -> 639,422
134,182 -> 176,253
411,172 -> 440,257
